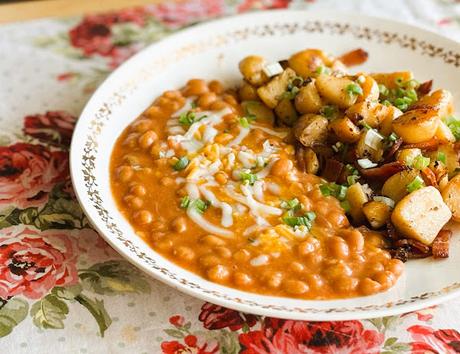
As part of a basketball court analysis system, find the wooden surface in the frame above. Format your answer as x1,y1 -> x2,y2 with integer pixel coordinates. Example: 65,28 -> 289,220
0,0 -> 168,24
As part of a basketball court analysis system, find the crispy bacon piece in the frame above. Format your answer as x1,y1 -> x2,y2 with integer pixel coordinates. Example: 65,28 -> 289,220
394,238 -> 431,254
403,138 -> 439,151
357,161 -> 406,181
421,167 -> 438,187
390,247 -> 409,263
432,230 -> 452,259
385,221 -> 399,241
321,158 -> 344,183
338,48 -> 369,67
383,138 -> 403,163
417,80 -> 433,96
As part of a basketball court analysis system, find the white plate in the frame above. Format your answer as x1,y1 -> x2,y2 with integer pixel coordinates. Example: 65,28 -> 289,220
70,10 -> 460,321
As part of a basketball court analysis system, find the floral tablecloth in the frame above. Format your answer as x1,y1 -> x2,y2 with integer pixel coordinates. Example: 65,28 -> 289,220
1,0 -> 460,353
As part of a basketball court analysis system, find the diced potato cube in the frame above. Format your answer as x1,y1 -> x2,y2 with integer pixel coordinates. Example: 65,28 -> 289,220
382,169 -> 420,203
287,49 -> 332,78
370,71 -> 413,89
275,98 -> 298,126
294,81 -> 322,114
257,68 -> 297,108
441,175 -> 460,222
293,114 -> 328,147
391,186 -> 452,245
347,183 -> 369,223
329,117 -> 361,143
363,201 -> 391,229
315,75 -> 358,109
392,108 -> 439,144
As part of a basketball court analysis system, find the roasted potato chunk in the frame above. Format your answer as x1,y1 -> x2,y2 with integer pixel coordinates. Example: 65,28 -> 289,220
239,55 -> 268,87
296,147 -> 319,174
381,169 -> 419,203
346,102 -> 402,135
238,81 -> 259,101
294,81 -> 322,114
435,121 -> 456,143
257,68 -> 297,109
392,108 -> 440,143
293,114 -> 328,147
275,98 -> 298,126
241,101 -> 275,123
315,75 -> 359,109
329,117 -> 361,143
370,71 -> 413,89
347,182 -> 369,223
288,49 -> 332,78
355,130 -> 384,162
356,75 -> 379,102
391,186 -> 452,245
396,148 -> 422,166
441,175 -> 460,222
411,89 -> 453,118
363,201 -> 391,229
427,144 -> 460,178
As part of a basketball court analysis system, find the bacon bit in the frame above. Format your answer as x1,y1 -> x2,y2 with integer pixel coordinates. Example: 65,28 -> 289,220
321,158 -> 344,183
432,230 -> 452,258
403,138 -> 439,151
357,161 -> 406,181
390,247 -> 409,263
338,48 -> 369,67
278,60 -> 289,70
383,138 -> 403,163
394,238 -> 431,254
386,221 -> 399,241
454,142 -> 460,151
421,167 -> 438,188
417,80 -> 433,96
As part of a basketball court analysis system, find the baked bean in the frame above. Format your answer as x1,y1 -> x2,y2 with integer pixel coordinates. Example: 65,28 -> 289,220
207,265 -> 230,283
123,133 -> 139,148
130,184 -> 147,197
239,56 -> 267,86
233,272 -> 253,286
160,177 -> 175,187
132,119 -> 153,133
325,262 -> 352,279
298,195 -> 312,211
233,249 -> 251,262
328,211 -> 349,228
334,277 -> 359,293
208,80 -> 224,94
214,133 -> 233,144
215,172 -> 228,185
200,235 -> 226,246
359,278 -> 381,296
264,272 -> 283,289
197,92 -> 217,109
298,237 -> 320,256
303,252 -> 323,268
209,100 -> 231,111
222,94 -> 238,107
367,262 -> 384,275
146,106 -> 167,120
304,274 -> 325,290
328,236 -> 350,259
386,259 -> 404,277
174,246 -> 195,262
199,254 -> 221,267
214,246 -> 232,259
155,239 -> 173,251
163,90 -> 182,99
374,270 -> 395,289
171,216 -> 187,233
138,130 -> 158,149
339,229 -> 364,252
151,220 -> 168,232
223,113 -> 238,124
134,210 -> 153,225
238,82 -> 259,101
289,262 -> 305,273
271,158 -> 293,177
283,279 -> 309,295
184,79 -> 208,96
124,195 -> 143,209
123,154 -> 139,166
117,166 -> 134,182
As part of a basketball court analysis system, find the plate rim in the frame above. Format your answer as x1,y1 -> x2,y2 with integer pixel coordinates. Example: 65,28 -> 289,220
70,9 -> 460,321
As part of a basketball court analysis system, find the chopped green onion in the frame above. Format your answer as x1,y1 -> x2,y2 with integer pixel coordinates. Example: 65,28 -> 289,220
406,79 -> 420,89
378,84 -> 389,96
347,175 -> 360,186
445,116 -> 460,141
382,100 -> 392,107
345,83 -> 363,97
395,77 -> 404,86
320,183 -> 348,201
340,200 -> 351,213
282,212 -> 316,228
240,171 -> 258,185
281,86 -> 300,100
239,115 -> 256,128
412,155 -> 430,170
280,198 -> 301,211
388,132 -> 399,142
180,196 -> 190,209
437,152 -> 447,164
407,176 -> 425,193
179,111 -> 205,126
190,199 -> 209,214
361,122 -> 372,130
319,105 -> 339,119
190,101 -> 197,109
315,66 -> 331,75
173,156 -> 189,171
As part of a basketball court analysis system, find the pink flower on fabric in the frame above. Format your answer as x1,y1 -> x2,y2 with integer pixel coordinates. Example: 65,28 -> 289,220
237,0 -> 291,13
408,325 -> 460,353
161,334 -> 219,354
0,143 -> 69,209
169,315 -> 185,327
0,226 -> 78,300
199,302 -> 257,331
23,111 -> 76,146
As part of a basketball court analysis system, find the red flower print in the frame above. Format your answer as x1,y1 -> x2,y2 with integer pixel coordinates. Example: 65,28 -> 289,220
237,0 -> 291,13
240,318 -> 383,353
0,143 -> 69,209
199,303 -> 258,331
403,306 -> 436,322
23,111 -> 76,146
169,315 -> 185,327
0,226 -> 78,300
161,334 -> 219,354
148,0 -> 225,29
408,325 -> 460,353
